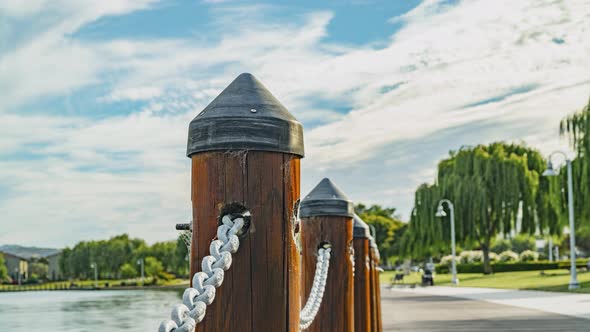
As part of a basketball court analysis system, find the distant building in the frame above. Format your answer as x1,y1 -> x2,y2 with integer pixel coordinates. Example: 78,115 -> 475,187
45,252 -> 62,281
0,247 -> 62,282
1,252 -> 28,284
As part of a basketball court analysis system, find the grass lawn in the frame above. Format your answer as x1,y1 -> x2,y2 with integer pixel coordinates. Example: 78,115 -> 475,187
381,269 -> 590,293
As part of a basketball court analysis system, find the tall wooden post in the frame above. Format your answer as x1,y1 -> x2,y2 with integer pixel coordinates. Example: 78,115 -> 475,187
187,73 -> 304,331
299,178 -> 354,332
369,237 -> 383,332
353,214 -> 372,332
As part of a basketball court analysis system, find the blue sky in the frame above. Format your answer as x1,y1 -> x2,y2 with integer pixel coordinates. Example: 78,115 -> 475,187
1,0 -> 589,247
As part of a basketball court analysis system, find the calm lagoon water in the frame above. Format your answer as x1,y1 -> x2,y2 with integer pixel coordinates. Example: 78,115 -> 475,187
0,289 -> 183,331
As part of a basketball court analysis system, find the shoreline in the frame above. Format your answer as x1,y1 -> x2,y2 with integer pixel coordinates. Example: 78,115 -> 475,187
0,281 -> 189,292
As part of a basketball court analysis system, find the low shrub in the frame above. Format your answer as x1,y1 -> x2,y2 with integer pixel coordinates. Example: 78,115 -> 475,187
519,250 -> 539,262
157,271 -> 175,281
459,250 -> 482,263
440,255 -> 454,266
557,259 -> 589,270
498,250 -> 519,262
440,252 -> 499,268
436,261 -> 561,274
489,252 -> 499,262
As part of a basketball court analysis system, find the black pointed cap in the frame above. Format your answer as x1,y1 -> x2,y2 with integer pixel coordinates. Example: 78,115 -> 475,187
187,73 -> 304,157
300,178 -> 354,218
353,214 -> 371,238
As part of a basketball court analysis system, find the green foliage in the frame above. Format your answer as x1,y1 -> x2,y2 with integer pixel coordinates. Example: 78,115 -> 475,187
436,261 -> 561,274
59,234 -> 188,280
28,258 -> 49,280
557,259 -> 589,269
0,254 -> 8,282
401,142 -> 558,273
511,234 -> 536,253
558,97 -> 590,226
157,271 -> 175,281
519,250 -> 539,262
119,263 -> 137,279
575,224 -> 590,254
498,250 -> 519,262
400,183 -> 445,258
491,239 -> 511,253
144,256 -> 164,277
355,204 -> 405,261
491,234 -> 537,254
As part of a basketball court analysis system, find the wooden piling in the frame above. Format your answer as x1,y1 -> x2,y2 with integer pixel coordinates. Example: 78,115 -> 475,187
187,73 -> 304,331
353,214 -> 372,332
369,237 -> 383,332
300,178 -> 354,332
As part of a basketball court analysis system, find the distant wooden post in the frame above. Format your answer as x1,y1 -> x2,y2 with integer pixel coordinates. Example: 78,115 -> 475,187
353,214 -> 372,332
187,73 -> 304,331
369,236 -> 383,332
299,178 -> 354,332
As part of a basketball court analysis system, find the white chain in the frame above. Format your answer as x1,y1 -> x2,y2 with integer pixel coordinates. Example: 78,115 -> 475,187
158,212 -> 249,332
300,246 -> 332,330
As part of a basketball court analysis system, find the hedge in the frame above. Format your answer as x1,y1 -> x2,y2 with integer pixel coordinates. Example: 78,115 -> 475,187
435,260 -> 588,274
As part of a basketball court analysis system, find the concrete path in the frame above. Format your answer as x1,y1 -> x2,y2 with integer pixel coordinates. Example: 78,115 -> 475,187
383,287 -> 590,331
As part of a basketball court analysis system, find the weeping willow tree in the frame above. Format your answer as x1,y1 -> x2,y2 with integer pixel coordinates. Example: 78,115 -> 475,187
557,95 -> 590,225
400,184 -> 445,258
402,142 -> 559,274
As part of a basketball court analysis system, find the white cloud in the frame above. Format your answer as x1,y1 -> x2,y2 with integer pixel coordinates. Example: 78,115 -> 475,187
1,0 -> 589,247
0,0 -> 49,18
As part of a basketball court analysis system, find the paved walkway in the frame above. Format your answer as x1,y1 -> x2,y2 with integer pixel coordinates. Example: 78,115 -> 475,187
382,287 -> 590,331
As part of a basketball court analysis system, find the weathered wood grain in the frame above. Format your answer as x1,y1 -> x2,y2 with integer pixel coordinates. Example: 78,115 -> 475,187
369,247 -> 383,332
354,238 -> 372,332
191,151 -> 301,331
301,216 -> 354,332
368,249 -> 378,332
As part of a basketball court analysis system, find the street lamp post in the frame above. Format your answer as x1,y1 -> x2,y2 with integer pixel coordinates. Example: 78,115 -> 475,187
90,263 -> 98,289
137,258 -> 145,284
436,199 -> 459,285
543,151 -> 580,290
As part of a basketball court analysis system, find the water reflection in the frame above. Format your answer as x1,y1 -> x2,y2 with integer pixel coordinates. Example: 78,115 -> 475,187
0,289 -> 183,331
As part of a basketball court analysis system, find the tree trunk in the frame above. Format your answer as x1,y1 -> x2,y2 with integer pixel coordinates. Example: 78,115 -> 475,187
482,243 -> 492,274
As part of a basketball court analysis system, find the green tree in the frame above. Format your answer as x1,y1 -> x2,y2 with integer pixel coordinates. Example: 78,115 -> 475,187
491,238 -> 511,254
577,225 -> 590,254
355,204 -> 404,262
144,256 -> 164,277
143,241 -> 178,274
29,257 -> 49,280
175,236 -> 190,277
557,96 -> 590,227
119,263 -> 138,279
58,233 -> 189,280
402,143 -> 558,273
59,234 -> 147,280
511,234 -> 536,253
0,253 -> 8,282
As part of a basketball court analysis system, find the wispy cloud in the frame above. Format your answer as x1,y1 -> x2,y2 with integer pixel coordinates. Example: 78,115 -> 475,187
0,0 -> 589,247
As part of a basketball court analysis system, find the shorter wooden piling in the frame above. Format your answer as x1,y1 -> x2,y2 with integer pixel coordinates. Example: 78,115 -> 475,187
369,237 -> 383,332
353,214 -> 372,332
300,178 -> 355,332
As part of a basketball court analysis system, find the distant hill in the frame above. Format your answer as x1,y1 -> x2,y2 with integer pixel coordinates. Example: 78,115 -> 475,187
0,244 -> 61,260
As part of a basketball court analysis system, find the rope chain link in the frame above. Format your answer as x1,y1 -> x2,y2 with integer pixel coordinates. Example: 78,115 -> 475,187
159,211 -> 331,331
299,245 -> 332,330
158,212 -> 249,332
